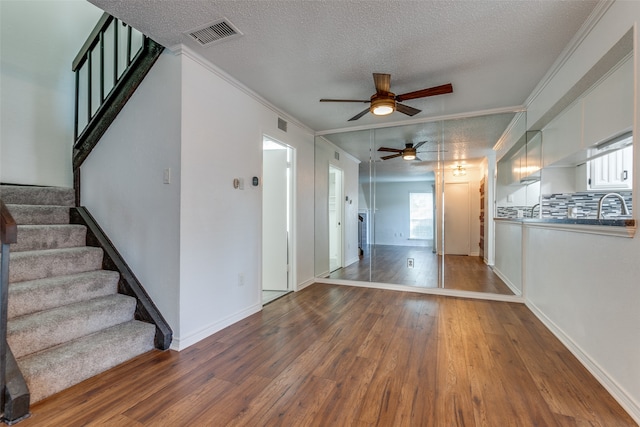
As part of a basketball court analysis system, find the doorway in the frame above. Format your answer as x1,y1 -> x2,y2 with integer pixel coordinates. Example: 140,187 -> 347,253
262,137 -> 293,304
329,165 -> 344,272
444,182 -> 470,255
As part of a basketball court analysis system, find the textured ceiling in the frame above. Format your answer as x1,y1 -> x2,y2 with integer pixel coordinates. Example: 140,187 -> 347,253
89,0 -> 599,173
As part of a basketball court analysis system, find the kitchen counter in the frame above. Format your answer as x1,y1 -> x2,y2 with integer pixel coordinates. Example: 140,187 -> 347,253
494,217 -> 636,237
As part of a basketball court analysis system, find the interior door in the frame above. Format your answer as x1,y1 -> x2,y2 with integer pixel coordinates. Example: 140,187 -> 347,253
444,182 -> 470,255
262,147 -> 289,291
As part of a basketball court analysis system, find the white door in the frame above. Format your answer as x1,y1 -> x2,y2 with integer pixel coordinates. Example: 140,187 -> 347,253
329,165 -> 343,272
444,182 -> 470,255
262,141 -> 290,291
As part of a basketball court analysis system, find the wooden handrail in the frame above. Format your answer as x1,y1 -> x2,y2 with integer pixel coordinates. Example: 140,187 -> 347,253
0,200 -> 17,245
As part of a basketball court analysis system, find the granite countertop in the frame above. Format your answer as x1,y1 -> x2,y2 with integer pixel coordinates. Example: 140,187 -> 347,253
494,217 -> 635,227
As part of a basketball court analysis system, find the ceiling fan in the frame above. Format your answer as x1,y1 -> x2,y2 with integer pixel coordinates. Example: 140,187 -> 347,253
320,73 -> 453,121
378,141 -> 434,161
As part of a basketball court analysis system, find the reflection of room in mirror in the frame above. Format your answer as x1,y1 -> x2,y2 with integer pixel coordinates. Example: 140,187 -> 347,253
315,112 -> 519,295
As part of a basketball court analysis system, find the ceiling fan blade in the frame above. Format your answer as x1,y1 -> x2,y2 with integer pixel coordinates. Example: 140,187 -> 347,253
320,98 -> 370,103
377,147 -> 403,153
413,140 -> 427,149
373,73 -> 391,93
348,108 -> 371,121
396,103 -> 421,117
395,83 -> 453,102
381,153 -> 402,160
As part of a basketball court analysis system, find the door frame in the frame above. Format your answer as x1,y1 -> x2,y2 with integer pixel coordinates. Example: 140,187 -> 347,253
328,164 -> 344,272
262,136 -> 295,293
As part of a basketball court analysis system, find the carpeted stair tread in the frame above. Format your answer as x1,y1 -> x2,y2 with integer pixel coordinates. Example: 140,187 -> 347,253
5,204 -> 70,225
8,294 -> 138,359
9,270 -> 119,319
11,224 -> 87,252
9,246 -> 104,283
17,320 -> 156,403
0,185 -> 75,206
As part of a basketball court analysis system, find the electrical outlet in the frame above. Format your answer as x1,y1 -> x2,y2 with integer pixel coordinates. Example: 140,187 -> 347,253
238,273 -> 244,287
407,258 -> 414,268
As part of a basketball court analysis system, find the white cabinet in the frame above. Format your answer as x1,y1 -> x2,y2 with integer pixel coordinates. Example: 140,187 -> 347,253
510,146 -> 526,185
542,101 -> 582,167
582,57 -> 633,148
525,131 -> 542,179
588,145 -> 633,190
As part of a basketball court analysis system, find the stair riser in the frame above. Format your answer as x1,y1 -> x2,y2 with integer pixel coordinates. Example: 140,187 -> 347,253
0,186 -> 75,206
9,271 -> 120,319
17,321 -> 156,403
9,248 -> 103,283
8,295 -> 137,359
11,225 -> 87,252
5,205 -> 71,225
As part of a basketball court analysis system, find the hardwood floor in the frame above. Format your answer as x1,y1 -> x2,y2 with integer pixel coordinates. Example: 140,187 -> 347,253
20,284 -> 635,426
328,245 -> 513,295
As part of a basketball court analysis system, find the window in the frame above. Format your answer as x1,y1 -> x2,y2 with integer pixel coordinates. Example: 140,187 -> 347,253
409,192 -> 433,240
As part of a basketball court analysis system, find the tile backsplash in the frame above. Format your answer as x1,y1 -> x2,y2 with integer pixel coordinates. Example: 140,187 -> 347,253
497,192 -> 633,219
541,191 -> 632,219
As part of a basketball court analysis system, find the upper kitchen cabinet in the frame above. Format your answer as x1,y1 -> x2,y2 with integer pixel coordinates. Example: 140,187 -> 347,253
523,131 -> 542,182
542,101 -> 582,167
588,143 -> 633,190
582,56 -> 633,149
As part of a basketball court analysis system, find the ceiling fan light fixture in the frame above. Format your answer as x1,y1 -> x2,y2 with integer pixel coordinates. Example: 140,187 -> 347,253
402,147 -> 416,160
370,94 -> 396,116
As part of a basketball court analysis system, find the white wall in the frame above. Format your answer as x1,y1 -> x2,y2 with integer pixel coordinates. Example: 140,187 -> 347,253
81,51 -> 183,333
516,1 -> 640,421
367,180 -> 434,247
493,221 -> 522,295
81,46 -> 316,351
177,49 -> 315,349
0,0 -> 103,186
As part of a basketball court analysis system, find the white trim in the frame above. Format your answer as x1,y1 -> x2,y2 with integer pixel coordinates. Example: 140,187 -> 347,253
316,277 -> 524,303
315,105 -> 526,136
492,267 -> 522,296
525,300 -> 640,425
171,44 -> 314,135
295,277 -> 316,291
523,221 -> 636,238
523,1 -> 614,108
315,135 -> 361,165
344,256 -> 360,267
170,302 -> 262,351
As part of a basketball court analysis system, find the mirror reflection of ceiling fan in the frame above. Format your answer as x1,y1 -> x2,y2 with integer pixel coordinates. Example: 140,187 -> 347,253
320,73 -> 453,121
378,141 -> 445,161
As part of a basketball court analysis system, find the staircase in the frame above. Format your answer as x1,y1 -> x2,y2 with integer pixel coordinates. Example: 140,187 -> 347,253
1,184 -> 156,404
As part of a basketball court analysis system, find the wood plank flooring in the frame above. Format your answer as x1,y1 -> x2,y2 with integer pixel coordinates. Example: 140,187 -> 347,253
20,284 -> 635,426
328,245 -> 513,295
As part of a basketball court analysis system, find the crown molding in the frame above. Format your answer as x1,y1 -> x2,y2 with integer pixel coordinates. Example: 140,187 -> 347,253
169,44 -> 314,135
524,1 -> 614,108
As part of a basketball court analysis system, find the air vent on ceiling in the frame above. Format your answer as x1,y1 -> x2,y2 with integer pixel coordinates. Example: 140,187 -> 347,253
186,18 -> 242,47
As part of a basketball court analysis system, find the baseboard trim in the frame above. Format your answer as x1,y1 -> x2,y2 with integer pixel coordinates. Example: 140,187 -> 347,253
525,300 -> 640,424
296,278 -> 315,291
316,278 -> 524,303
492,267 -> 522,296
345,256 -> 360,267
171,302 -> 262,351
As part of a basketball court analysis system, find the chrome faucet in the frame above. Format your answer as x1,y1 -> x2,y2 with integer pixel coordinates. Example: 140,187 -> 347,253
597,193 -> 630,218
530,203 -> 540,218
